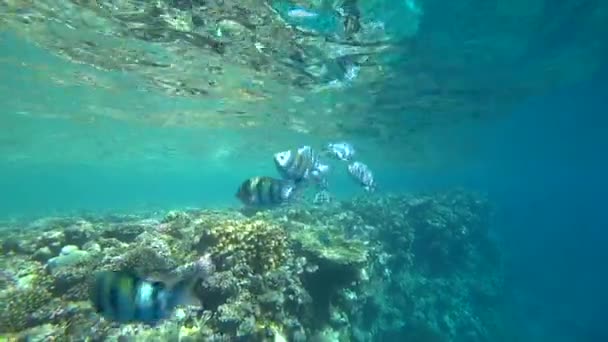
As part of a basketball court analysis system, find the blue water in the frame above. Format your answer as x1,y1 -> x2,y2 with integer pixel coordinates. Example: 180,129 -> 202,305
444,70 -> 608,340
488,74 -> 608,340
3,70 -> 606,340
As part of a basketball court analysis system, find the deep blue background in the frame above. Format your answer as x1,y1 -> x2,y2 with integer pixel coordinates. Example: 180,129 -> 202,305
474,68 -> 608,340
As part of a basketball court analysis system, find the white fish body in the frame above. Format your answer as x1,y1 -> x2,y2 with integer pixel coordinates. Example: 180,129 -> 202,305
344,65 -> 360,82
273,150 -> 295,174
310,162 -> 330,189
274,145 -> 330,190
326,142 -> 355,161
348,161 -> 375,192
315,163 -> 330,175
287,8 -> 319,18
273,146 -> 318,182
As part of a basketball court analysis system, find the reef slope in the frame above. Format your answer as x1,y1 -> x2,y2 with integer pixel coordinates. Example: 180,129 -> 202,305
0,191 -> 504,341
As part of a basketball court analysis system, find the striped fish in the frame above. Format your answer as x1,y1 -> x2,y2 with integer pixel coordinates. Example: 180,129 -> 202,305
235,176 -> 295,206
274,146 -> 329,184
348,161 -> 375,192
90,271 -> 200,325
324,142 -> 355,161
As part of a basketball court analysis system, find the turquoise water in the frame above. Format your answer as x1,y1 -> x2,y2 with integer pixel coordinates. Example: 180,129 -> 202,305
0,33 -> 477,218
2,1 -> 608,340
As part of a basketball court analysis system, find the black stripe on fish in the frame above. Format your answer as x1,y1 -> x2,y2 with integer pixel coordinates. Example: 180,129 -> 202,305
255,178 -> 265,204
104,273 -> 117,316
262,178 -> 274,204
94,273 -> 107,313
285,153 -> 296,176
270,179 -> 281,203
294,153 -> 307,180
238,180 -> 246,194
151,282 -> 162,320
256,178 -> 266,205
108,277 -> 120,316
238,180 -> 248,197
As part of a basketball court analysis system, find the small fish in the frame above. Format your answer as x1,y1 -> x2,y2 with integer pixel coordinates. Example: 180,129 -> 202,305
313,190 -> 332,205
90,270 -> 201,325
344,64 -> 360,82
287,8 -> 318,18
309,160 -> 330,190
348,161 -> 375,192
274,146 -> 329,184
235,176 -> 296,206
325,142 -> 355,161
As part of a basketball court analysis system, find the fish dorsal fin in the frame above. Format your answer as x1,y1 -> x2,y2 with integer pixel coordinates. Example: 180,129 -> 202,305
109,269 -> 144,282
145,271 -> 180,288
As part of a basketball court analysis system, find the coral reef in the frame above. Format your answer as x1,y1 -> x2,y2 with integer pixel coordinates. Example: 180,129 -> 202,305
195,219 -> 291,273
0,191 -> 504,341
0,265 -> 54,332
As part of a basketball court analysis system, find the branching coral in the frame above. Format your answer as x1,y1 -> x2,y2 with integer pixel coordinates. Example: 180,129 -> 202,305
0,271 -> 54,333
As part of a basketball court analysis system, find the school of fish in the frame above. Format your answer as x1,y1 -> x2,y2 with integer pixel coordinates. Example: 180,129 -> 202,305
235,141 -> 376,208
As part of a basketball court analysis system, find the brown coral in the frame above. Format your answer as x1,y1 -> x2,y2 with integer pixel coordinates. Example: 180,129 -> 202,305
196,219 -> 290,274
0,270 -> 54,333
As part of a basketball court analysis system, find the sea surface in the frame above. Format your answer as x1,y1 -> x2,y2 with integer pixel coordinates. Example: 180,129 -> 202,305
1,1 -> 607,341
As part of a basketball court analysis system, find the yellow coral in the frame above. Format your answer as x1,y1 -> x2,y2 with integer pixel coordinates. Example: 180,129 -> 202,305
0,271 -> 54,333
201,219 -> 290,273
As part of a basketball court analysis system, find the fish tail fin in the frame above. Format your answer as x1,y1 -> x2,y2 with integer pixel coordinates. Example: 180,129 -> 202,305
365,183 -> 377,193
281,180 -> 307,205
280,180 -> 297,200
316,163 -> 330,175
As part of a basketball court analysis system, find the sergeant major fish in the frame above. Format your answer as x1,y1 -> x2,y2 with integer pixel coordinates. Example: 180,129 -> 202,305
325,142 -> 355,161
90,270 -> 201,325
236,176 -> 296,206
273,145 -> 330,186
348,161 -> 375,192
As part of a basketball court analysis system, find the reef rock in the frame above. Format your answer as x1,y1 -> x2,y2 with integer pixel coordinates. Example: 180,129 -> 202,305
46,245 -> 90,274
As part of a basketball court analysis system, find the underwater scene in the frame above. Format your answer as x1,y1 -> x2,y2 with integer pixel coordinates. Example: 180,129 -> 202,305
1,0 -> 607,341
